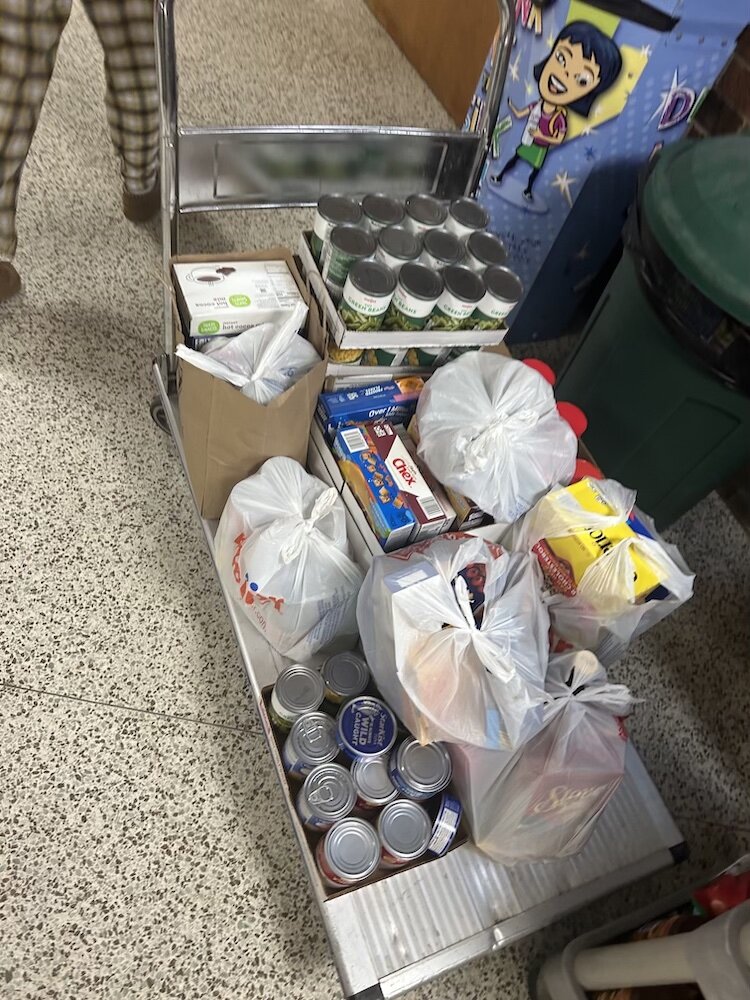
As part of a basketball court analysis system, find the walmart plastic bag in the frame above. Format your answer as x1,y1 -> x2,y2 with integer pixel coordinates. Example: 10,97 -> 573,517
176,300 -> 319,403
214,457 -> 363,659
357,534 -> 549,750
509,477 -> 694,664
416,352 -> 577,525
450,650 -> 633,864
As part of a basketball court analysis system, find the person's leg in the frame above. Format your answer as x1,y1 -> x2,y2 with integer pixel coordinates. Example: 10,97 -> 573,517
0,0 -> 72,300
81,0 -> 159,221
523,166 -> 541,199
490,152 -> 520,184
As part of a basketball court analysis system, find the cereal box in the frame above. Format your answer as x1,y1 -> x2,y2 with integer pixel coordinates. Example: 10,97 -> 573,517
318,378 -> 424,442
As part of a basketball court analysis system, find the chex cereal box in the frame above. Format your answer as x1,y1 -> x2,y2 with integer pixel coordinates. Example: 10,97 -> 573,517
318,378 -> 424,442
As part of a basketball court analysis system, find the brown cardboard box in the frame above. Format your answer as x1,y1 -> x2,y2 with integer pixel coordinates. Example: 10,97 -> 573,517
174,248 -> 327,519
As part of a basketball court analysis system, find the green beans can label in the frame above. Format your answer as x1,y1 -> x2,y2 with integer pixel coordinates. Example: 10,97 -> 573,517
383,284 -> 438,331
426,288 -> 477,331
338,276 -> 393,331
321,245 -> 355,301
310,213 -> 335,263
471,290 -> 515,330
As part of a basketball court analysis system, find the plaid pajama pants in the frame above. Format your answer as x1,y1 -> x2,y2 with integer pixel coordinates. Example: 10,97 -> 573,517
0,0 -> 159,257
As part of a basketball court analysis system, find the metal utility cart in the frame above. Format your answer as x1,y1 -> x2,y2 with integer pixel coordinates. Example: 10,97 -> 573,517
150,2 -> 687,996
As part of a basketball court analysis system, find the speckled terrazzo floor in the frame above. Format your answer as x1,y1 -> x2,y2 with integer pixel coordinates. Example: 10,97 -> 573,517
2,3 -> 749,998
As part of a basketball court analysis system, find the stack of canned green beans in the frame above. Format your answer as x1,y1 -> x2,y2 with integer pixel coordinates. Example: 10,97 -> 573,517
311,192 -> 524,358
269,655 -> 463,890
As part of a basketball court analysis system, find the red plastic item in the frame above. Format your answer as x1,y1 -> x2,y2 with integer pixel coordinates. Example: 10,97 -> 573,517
693,871 -> 750,917
572,458 -> 604,482
522,358 -> 556,386
557,401 -> 588,438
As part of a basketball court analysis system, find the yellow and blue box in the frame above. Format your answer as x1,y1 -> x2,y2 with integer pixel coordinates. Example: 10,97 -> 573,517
317,378 -> 424,442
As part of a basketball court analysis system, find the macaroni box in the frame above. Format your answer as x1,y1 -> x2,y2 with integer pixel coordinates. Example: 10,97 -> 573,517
317,378 -> 425,442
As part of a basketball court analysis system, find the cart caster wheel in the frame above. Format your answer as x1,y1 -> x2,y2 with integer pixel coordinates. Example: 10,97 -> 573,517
150,395 -> 170,434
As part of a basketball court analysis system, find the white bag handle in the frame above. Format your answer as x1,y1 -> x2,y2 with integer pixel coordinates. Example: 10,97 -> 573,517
462,408 -> 540,474
279,487 -> 340,563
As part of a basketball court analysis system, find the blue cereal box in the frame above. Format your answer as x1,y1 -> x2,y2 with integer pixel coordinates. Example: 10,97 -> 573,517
318,377 -> 424,441
333,424 -> 417,551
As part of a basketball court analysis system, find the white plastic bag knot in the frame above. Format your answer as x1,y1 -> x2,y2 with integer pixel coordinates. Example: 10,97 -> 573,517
463,408 -> 540,474
280,487 -> 339,563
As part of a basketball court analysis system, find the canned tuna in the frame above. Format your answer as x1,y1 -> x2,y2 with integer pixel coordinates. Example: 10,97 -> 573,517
282,712 -> 339,779
426,792 -> 462,857
351,757 -> 399,813
377,800 -> 431,869
269,664 -> 325,733
322,652 -> 370,705
296,763 -> 356,832
336,697 -> 397,762
389,738 -> 452,801
316,818 -> 380,888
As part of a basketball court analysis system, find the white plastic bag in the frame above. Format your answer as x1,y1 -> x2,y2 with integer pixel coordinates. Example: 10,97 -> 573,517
450,650 -> 633,864
357,534 -> 549,750
176,300 -> 319,403
214,457 -> 363,659
509,477 -> 694,664
415,352 -> 577,525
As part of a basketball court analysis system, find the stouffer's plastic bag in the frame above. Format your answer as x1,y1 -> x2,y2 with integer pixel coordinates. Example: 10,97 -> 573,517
215,457 -> 363,659
509,477 -> 694,665
450,650 -> 633,864
415,352 -> 577,525
357,534 -> 549,750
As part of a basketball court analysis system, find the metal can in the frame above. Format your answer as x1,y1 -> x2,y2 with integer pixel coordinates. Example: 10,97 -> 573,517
310,194 -> 363,263
320,225 -> 376,302
315,818 -> 380,888
383,262 -> 443,332
404,346 -> 451,367
425,791 -> 462,857
375,225 -> 422,275
351,757 -> 399,813
377,800 -> 431,869
403,193 -> 448,236
336,697 -> 397,762
296,763 -> 356,832
338,260 -> 396,331
361,347 -> 409,367
282,712 -> 340,779
389,737 -> 452,801
470,265 -> 524,330
464,230 -> 508,273
426,265 -> 485,331
419,228 -> 463,270
269,664 -> 325,733
444,196 -> 489,243
322,651 -> 370,705
362,193 -> 405,233
327,343 -> 364,365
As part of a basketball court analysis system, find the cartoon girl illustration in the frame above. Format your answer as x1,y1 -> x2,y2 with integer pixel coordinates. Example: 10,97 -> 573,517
492,21 -> 622,201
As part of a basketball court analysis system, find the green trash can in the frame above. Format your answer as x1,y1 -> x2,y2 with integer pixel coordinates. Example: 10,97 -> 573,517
557,136 -> 750,529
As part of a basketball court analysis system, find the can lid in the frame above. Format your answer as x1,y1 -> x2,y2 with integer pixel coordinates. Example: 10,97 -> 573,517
362,193 -> 405,228
289,712 -> 339,765
324,818 -> 380,880
275,664 -> 325,715
322,652 -> 370,699
378,800 -> 431,860
352,757 -> 398,805
330,225 -> 376,258
399,262 -> 444,301
483,265 -> 523,305
443,265 -> 485,305
337,697 -> 397,757
378,225 -> 422,261
449,197 -> 489,231
393,738 -> 452,796
405,193 -> 448,227
422,228 -> 463,266
348,259 -> 397,297
317,193 -> 363,227
302,763 -> 356,819
466,230 -> 507,267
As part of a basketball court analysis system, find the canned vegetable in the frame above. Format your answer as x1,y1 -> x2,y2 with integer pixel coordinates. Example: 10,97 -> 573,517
375,225 -> 422,275
377,800 -> 431,868
389,738 -> 452,801
464,230 -> 508,272
383,262 -> 443,332
327,343 -> 364,365
338,260 -> 396,331
322,652 -> 370,705
270,664 -> 325,733
470,265 -> 523,330
282,712 -> 339,779
362,193 -> 405,233
321,225 -> 376,302
403,193 -> 448,236
296,763 -> 356,832
351,756 -> 399,813
444,197 -> 489,243
311,194 -> 363,263
404,346 -> 451,367
316,818 -> 380,888
426,792 -> 462,857
419,228 -> 463,270
362,347 -> 409,367
426,265 -> 485,331
337,697 -> 397,761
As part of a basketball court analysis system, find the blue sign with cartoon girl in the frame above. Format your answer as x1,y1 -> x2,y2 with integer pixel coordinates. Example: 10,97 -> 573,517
491,21 -> 622,201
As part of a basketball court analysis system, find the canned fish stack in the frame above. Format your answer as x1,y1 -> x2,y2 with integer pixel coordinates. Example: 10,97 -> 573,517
309,192 -> 524,367
269,654 -> 463,891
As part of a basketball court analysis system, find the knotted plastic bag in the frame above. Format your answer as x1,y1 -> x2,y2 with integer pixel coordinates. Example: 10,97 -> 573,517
415,352 -> 577,525
215,457 -> 363,659
357,534 -> 549,750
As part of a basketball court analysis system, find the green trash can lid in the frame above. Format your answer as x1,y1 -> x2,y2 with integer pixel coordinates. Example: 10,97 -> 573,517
642,136 -> 750,326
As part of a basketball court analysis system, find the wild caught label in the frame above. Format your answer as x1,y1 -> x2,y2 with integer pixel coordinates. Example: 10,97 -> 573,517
337,697 -> 397,761
311,194 -> 363,262
338,260 -> 396,331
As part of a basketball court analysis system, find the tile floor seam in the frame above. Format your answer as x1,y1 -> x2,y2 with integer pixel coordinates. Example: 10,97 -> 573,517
0,679 -> 255,734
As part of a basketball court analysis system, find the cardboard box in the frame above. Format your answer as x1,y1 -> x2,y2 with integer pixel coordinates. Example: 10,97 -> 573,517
316,377 -> 424,442
175,248 -> 327,519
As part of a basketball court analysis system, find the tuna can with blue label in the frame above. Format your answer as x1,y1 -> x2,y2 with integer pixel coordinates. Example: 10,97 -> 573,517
282,712 -> 339,780
377,800 -> 431,869
426,792 -> 462,857
351,757 -> 399,814
389,737 -> 452,801
336,697 -> 397,762
296,763 -> 356,832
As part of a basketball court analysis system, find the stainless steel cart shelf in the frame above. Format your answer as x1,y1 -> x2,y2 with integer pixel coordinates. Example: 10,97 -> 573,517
152,362 -> 686,1000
